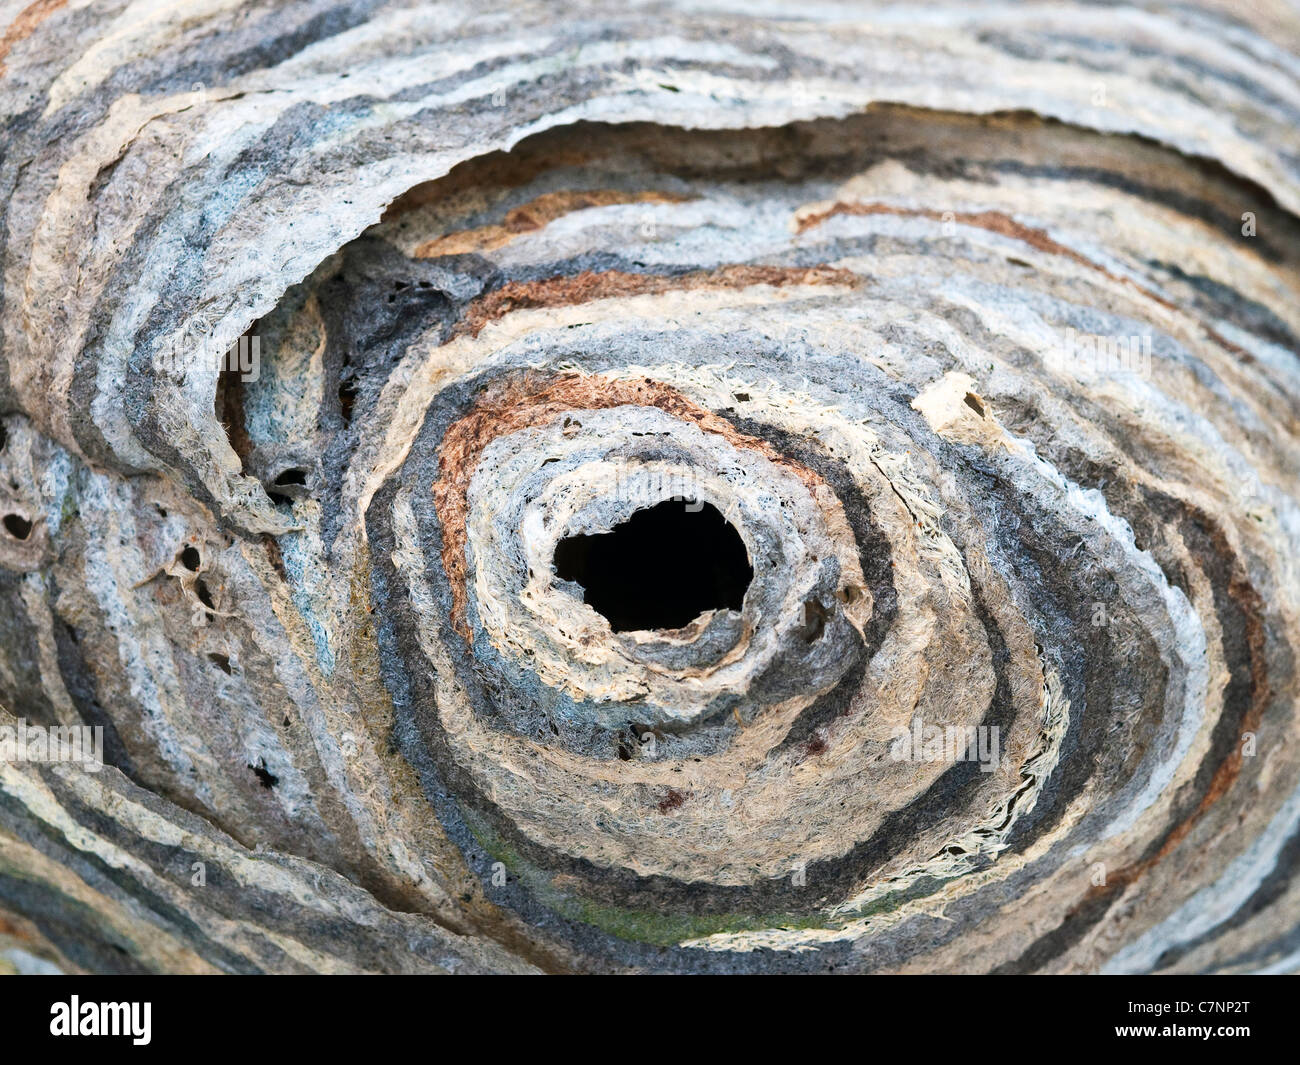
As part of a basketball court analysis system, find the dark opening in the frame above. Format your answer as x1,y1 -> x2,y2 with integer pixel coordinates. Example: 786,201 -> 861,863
273,468 -> 307,486
553,500 -> 752,633
338,379 -> 358,425
267,467 -> 308,506
214,364 -> 251,473
249,759 -> 278,789
3,514 -> 32,540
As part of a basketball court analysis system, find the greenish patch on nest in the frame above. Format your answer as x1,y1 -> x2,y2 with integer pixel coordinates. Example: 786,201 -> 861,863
462,808 -> 927,946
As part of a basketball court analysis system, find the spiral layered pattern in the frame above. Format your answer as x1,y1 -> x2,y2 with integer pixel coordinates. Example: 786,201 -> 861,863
0,1 -> 1297,973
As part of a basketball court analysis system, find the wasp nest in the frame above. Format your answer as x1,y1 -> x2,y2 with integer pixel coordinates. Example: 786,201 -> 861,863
0,1 -> 1298,974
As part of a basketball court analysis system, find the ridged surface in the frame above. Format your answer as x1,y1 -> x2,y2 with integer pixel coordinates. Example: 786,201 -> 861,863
0,0 -> 1297,973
